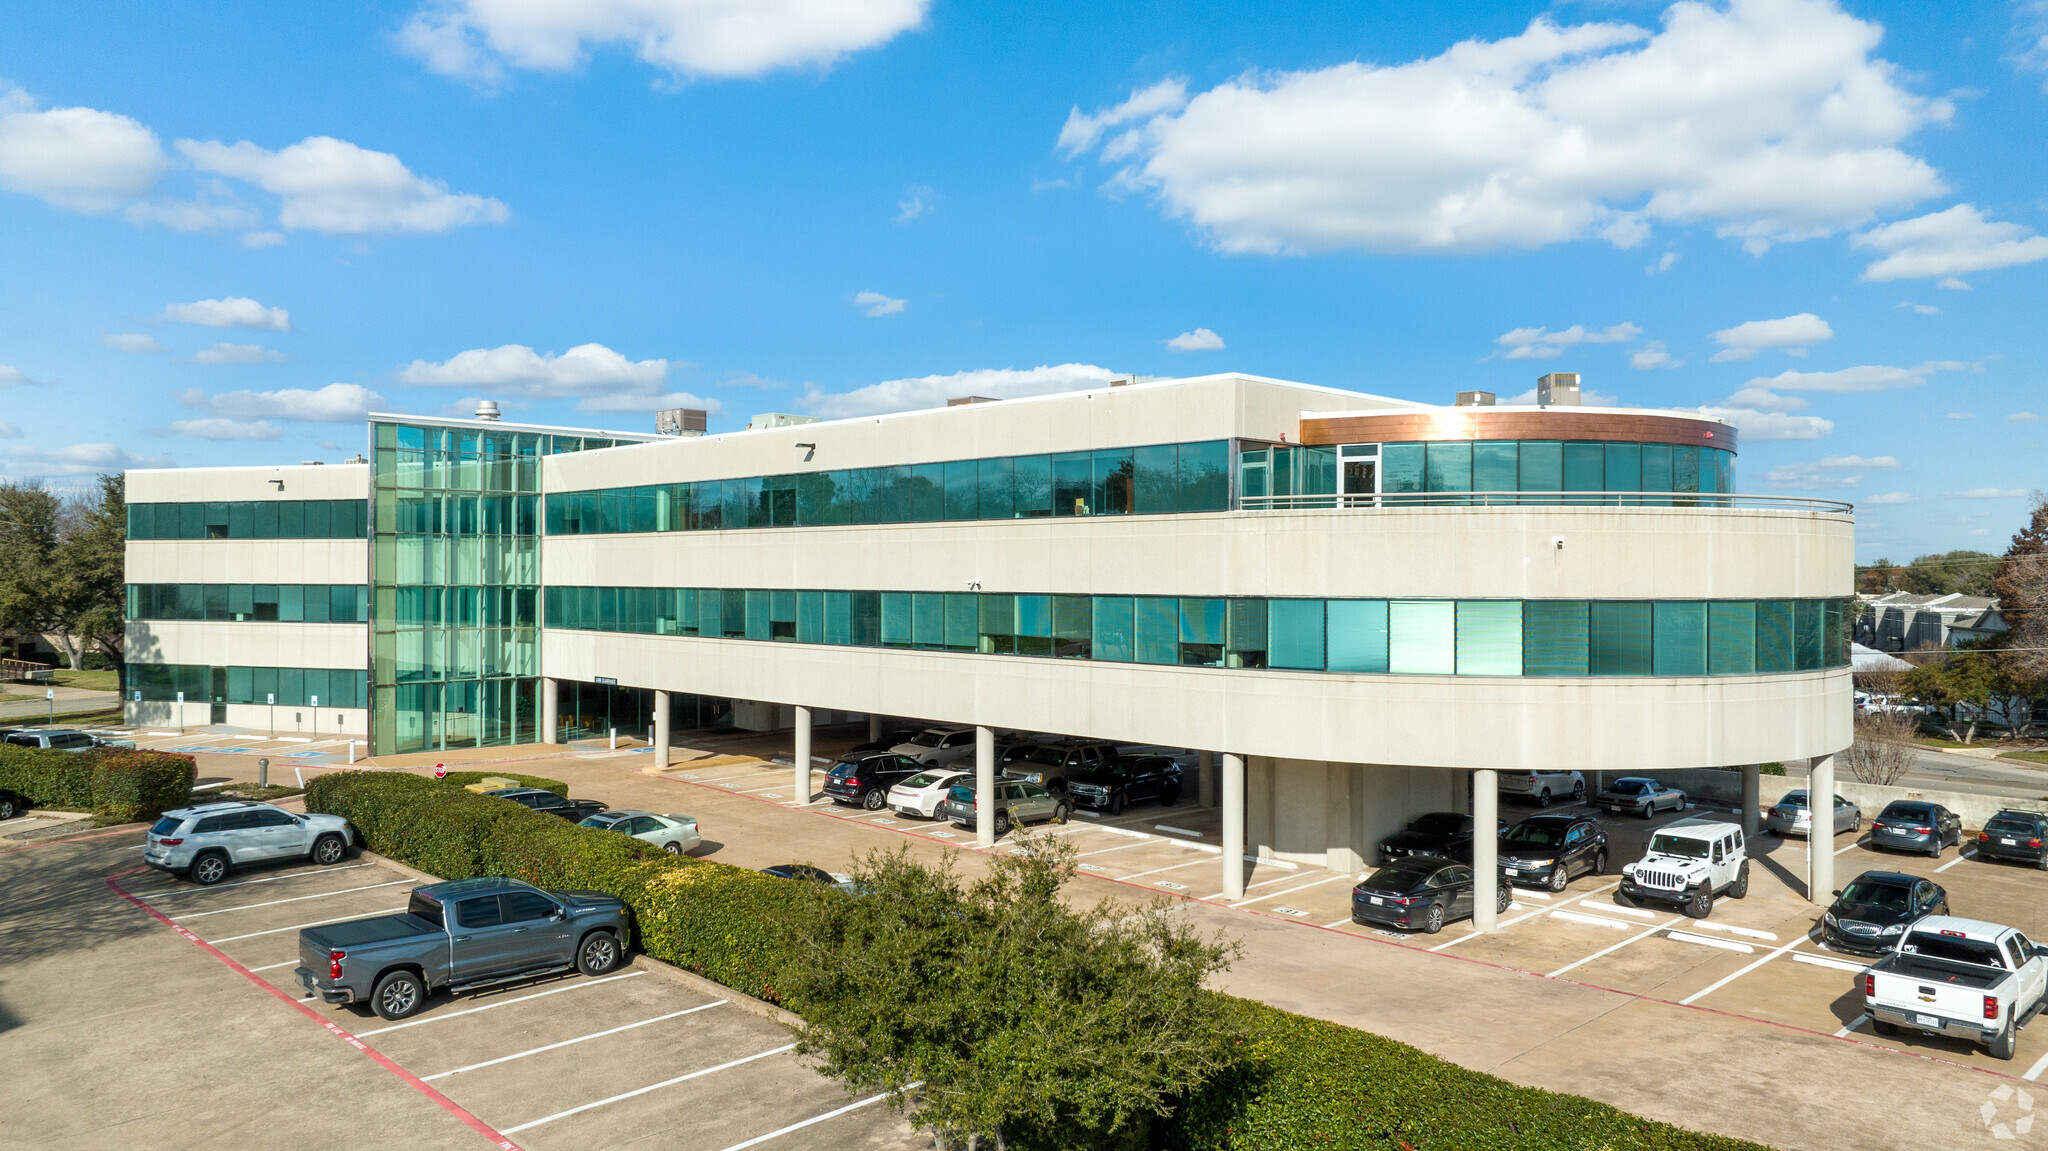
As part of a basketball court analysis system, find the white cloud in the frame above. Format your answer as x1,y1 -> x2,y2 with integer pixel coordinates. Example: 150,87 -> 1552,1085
1500,386 -> 1620,407
1063,1 -> 1949,256
575,390 -> 724,415
178,136 -> 510,234
805,363 -> 1116,419
1706,313 -> 1833,362
1493,322 -> 1640,360
1682,406 -> 1834,440
2019,2 -> 2048,90
1630,340 -> 1680,370
191,342 -> 286,365
176,382 -> 383,422
1057,79 -> 1188,157
2011,411 -> 2044,423
1725,386 -> 1808,412
242,230 -> 285,248
1816,454 -> 1900,469
1854,204 -> 2048,282
1950,487 -> 2028,499
124,189 -> 259,231
0,363 -> 38,387
154,418 -> 285,441
1646,251 -> 1680,275
0,89 -> 167,213
102,332 -> 163,353
1944,412 -> 1973,419
0,422 -> 17,438
163,296 -> 292,331
1744,359 -> 1974,392
1939,276 -> 1971,290
1970,528 -> 1991,536
4,441 -> 173,476
1763,463 -> 1861,489
1866,491 -> 1916,504
398,0 -> 928,86
895,184 -> 937,223
1166,327 -> 1225,352
1895,301 -> 1939,315
854,290 -> 906,317
398,343 -> 668,397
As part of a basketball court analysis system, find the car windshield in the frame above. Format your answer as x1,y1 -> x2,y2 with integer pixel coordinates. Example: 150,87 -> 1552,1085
1025,747 -> 1068,766
829,762 -> 859,777
901,771 -> 952,789
1409,814 -> 1464,835
907,731 -> 946,747
1501,823 -> 1566,848
948,784 -> 976,803
149,816 -> 183,836
1649,833 -> 1710,858
577,814 -> 619,828
1880,803 -> 1933,821
1838,879 -> 1910,912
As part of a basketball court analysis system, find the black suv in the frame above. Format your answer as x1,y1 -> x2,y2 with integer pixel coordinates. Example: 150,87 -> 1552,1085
1975,810 -> 2048,869
1498,813 -> 1608,892
1376,812 -> 1500,866
1001,741 -> 1117,795
1065,755 -> 1183,815
823,752 -> 923,810
484,787 -> 608,822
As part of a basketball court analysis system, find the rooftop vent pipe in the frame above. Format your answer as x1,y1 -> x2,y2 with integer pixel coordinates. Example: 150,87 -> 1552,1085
475,400 -> 502,422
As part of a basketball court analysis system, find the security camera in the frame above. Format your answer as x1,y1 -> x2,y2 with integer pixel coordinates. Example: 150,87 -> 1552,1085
1552,536 -> 1566,550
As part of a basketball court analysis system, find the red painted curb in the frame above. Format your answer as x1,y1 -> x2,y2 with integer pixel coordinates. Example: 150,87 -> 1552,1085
105,867 -> 526,1151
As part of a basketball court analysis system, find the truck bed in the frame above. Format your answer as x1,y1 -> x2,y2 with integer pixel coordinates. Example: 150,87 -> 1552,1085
301,912 -> 440,951
1874,952 -> 2006,991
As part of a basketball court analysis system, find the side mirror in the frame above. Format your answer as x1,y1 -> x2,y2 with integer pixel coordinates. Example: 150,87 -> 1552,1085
1832,889 -> 1842,897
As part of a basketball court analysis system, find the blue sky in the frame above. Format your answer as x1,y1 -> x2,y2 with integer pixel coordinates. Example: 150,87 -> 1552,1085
1,0 -> 2044,560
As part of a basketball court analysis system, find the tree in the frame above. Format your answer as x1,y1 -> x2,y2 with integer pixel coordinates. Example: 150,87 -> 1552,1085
1900,647 -> 2002,743
1992,491 -> 2048,692
1895,550 -> 1999,597
50,474 -> 129,668
1841,711 -> 1916,785
0,479 -> 63,661
1857,558 -> 1898,595
780,837 -> 1242,1151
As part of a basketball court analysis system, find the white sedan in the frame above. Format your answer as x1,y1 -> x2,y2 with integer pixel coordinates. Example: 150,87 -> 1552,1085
578,809 -> 701,854
888,769 -> 970,819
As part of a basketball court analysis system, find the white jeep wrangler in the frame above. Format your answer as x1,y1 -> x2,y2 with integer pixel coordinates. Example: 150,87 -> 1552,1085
1618,818 -> 1749,919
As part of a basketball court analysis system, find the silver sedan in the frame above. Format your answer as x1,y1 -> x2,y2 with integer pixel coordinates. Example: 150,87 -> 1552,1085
1764,790 -> 1859,838
578,809 -> 702,854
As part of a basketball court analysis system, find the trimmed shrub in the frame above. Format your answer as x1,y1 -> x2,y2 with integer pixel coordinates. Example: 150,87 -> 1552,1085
90,751 -> 196,823
0,745 -> 95,809
437,770 -> 567,796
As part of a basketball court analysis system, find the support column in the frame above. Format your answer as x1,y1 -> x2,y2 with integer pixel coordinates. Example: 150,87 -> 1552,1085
653,691 -> 671,768
1221,753 -> 1246,901
793,705 -> 813,804
975,726 -> 997,848
540,678 -> 560,745
1196,750 -> 1216,808
1472,768 -> 1499,932
869,713 -> 883,741
1740,763 -> 1761,839
1807,755 -> 1836,904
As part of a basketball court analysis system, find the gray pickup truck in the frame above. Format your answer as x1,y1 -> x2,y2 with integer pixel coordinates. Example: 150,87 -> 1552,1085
295,876 -> 629,1020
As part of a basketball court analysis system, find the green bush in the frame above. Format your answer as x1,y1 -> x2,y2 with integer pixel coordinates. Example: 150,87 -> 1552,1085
435,770 -> 567,796
1171,999 -> 1759,1150
1760,762 -> 1785,776
90,751 -> 196,823
0,744 -> 192,820
305,771 -> 825,1001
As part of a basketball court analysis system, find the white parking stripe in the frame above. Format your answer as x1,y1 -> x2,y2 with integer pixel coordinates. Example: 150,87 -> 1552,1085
1230,873 -> 1355,908
1935,850 -> 1976,874
1834,836 -> 1869,857
1790,952 -> 1868,974
356,972 -> 645,1036
1070,841 -> 1154,860
208,907 -> 409,944
136,863 -> 373,897
1114,858 -> 1215,882
248,960 -> 301,972
423,1001 -> 727,1080
1677,930 -> 1820,1006
714,1085 -> 916,1151
2023,1047 -> 2048,1081
1666,930 -> 1753,954
1203,870 -> 1325,901
1424,881 -> 1618,952
1550,910 -> 1634,931
173,881 -> 412,920
501,1043 -> 796,1134
1548,916 -> 1685,977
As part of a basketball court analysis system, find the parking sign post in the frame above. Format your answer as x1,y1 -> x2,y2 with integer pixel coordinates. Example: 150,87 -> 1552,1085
176,690 -> 185,734
46,686 -> 54,727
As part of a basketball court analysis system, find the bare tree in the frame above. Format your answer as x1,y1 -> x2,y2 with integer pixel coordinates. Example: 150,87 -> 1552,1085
1841,711 -> 1917,786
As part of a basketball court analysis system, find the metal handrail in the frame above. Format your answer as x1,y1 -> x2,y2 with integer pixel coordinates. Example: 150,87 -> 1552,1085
1236,491 -> 1854,513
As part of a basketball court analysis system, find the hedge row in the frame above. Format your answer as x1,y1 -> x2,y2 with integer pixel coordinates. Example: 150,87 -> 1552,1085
304,771 -> 825,1000
306,770 -> 1758,1151
0,745 -> 195,821
435,770 -> 567,796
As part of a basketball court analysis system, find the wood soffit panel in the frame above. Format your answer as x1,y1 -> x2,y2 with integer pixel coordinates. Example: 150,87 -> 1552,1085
1298,410 -> 1738,453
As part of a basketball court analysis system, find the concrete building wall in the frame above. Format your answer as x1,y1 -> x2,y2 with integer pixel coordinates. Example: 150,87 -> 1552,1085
123,540 -> 368,586
127,700 -> 368,739
127,463 -> 369,503
1248,759 -> 1463,871
123,621 -> 368,670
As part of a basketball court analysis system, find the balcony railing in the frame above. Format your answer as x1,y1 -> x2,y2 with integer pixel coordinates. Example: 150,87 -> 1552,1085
1237,491 -> 1854,513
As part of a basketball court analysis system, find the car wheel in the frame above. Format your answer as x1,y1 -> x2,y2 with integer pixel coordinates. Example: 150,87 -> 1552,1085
1537,789 -> 1552,808
577,931 -> 622,976
311,834 -> 345,865
1051,803 -> 1069,825
2036,854 -> 2047,872
1422,904 -> 1445,934
1547,866 -> 1569,893
663,841 -> 683,854
1160,785 -> 1181,807
1109,792 -> 1127,816
993,811 -> 1011,838
189,851 -> 229,886
1591,849 -> 1607,876
1990,1015 -> 2017,1061
1572,781 -> 1586,802
1496,885 -> 1512,913
862,788 -> 887,810
1640,804 -> 1654,820
0,798 -> 14,820
1872,1020 -> 1898,1037
1728,860 -> 1750,899
1685,888 -> 1713,920
371,970 -> 425,1021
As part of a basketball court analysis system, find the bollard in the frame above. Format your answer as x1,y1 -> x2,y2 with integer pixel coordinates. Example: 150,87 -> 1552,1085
609,727 -> 617,751
347,740 -> 357,764
258,757 -> 269,790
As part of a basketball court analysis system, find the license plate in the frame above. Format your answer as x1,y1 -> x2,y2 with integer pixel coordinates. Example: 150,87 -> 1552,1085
1369,896 -> 1384,906
2001,838 -> 2016,845
1915,1013 -> 1940,1029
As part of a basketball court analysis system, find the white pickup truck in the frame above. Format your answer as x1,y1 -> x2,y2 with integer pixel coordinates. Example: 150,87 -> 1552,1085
1861,915 -> 2048,1060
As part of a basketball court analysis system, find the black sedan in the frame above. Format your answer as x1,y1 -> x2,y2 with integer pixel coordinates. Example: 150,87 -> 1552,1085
1868,800 -> 1963,857
1498,813 -> 1608,892
0,786 -> 26,820
484,787 -> 608,822
1351,855 -> 1512,934
822,752 -> 924,810
1822,871 -> 1949,955
1976,810 -> 2048,869
1377,812 -> 1497,865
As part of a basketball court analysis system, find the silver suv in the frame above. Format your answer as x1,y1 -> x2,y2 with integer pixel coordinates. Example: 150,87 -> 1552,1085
145,801 -> 354,885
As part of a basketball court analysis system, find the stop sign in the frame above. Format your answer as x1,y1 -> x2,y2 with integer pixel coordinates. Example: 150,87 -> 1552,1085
433,763 -> 447,779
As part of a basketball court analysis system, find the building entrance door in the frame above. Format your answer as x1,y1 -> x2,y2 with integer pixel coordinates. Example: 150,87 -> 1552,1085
1340,444 -> 1378,507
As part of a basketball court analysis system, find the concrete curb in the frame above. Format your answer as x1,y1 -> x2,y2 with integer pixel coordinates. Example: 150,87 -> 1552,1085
354,850 -> 805,1032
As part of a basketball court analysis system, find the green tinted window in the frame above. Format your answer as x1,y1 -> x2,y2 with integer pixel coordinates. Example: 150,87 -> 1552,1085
1472,442 -> 1518,492
1134,597 -> 1178,665
1425,441 -> 1471,493
1652,601 -> 1707,676
1326,599 -> 1390,673
1590,602 -> 1653,675
1389,600 -> 1455,674
1522,601 -> 1589,676
1267,599 -> 1325,670
1455,601 -> 1522,675
1091,597 -> 1134,662
1708,601 -> 1756,674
